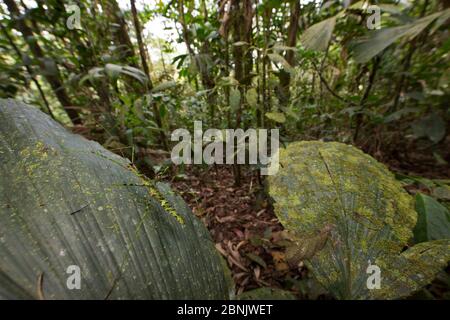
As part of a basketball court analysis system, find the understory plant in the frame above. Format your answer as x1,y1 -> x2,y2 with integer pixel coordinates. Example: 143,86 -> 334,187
268,141 -> 450,299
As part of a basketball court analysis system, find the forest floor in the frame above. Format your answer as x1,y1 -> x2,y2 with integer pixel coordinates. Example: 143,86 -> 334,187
168,165 -> 329,298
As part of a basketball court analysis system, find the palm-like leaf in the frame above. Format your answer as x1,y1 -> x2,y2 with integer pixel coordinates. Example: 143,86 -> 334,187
0,99 -> 232,299
301,16 -> 336,51
351,10 -> 448,64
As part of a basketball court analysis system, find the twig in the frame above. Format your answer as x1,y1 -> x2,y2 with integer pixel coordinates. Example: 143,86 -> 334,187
311,61 -> 356,106
37,272 -> 45,300
354,55 -> 382,142
70,204 -> 89,215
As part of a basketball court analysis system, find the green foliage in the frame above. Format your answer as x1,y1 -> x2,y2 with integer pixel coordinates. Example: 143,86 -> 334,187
1,0 -> 448,152
267,53 -> 294,73
265,112 -> 286,123
0,99 -> 232,299
414,193 -> 450,243
301,16 -> 336,51
374,239 -> 450,299
230,87 -> 241,111
351,10 -> 448,63
268,141 -> 450,299
411,113 -> 447,143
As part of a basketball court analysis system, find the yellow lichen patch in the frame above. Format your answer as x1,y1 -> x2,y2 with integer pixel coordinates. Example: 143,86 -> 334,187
128,164 -> 185,225
17,142 -> 56,179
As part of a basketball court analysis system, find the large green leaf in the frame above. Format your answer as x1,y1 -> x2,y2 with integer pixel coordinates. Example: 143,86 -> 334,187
245,88 -> 258,108
374,240 -> 450,300
151,81 -> 177,93
0,99 -> 232,299
414,193 -> 450,243
105,63 -> 148,84
411,112 -> 446,143
267,53 -> 294,73
268,141 -> 450,299
351,11 -> 447,64
265,112 -> 286,123
301,16 -> 336,51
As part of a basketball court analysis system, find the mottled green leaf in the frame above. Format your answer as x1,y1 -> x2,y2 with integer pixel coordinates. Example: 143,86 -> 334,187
245,88 -> 258,108
268,141 -> 418,299
265,112 -> 286,123
151,81 -> 177,92
268,141 -> 450,299
374,240 -> 450,299
230,88 -> 241,110
414,193 -> 450,243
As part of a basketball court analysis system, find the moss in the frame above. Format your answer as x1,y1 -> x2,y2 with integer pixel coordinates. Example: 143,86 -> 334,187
128,164 -> 185,225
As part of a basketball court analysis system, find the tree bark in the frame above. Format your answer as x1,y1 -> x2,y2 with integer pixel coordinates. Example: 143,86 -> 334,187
103,0 -> 137,66
353,56 -> 381,142
232,0 -> 253,128
277,0 -> 301,107
130,0 -> 151,79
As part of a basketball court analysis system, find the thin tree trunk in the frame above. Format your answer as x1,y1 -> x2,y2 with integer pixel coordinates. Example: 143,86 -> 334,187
353,55 -> 381,142
232,0 -> 244,128
225,38 -> 231,128
262,6 -> 272,127
178,0 -> 217,125
130,0 -> 150,79
255,2 -> 262,127
200,0 -> 217,125
391,0 -> 430,111
277,0 -> 301,106
128,0 -> 167,150
231,0 -> 253,129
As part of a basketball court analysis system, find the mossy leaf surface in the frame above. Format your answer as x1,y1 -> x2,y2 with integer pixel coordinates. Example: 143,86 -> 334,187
268,141 -> 424,299
374,240 -> 450,299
